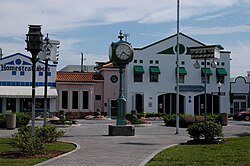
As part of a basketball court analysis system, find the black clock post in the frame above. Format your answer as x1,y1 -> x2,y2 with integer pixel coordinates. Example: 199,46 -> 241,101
108,31 -> 135,136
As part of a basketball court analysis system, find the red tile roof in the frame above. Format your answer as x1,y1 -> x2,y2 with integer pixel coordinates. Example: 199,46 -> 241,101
56,72 -> 104,82
95,62 -> 118,70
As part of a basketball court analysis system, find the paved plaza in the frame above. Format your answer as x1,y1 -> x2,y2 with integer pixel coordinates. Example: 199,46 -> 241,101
1,119 -> 250,166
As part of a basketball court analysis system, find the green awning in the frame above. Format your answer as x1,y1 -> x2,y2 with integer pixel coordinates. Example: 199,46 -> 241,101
216,68 -> 228,76
150,66 -> 161,74
201,68 -> 213,76
134,66 -> 144,74
179,67 -> 187,75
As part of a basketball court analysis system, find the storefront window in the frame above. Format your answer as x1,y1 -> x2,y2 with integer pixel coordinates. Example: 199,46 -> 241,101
6,98 -> 16,112
20,98 -> 48,112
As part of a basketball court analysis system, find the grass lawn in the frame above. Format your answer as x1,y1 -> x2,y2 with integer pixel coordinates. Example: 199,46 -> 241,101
0,137 -> 76,166
146,136 -> 250,166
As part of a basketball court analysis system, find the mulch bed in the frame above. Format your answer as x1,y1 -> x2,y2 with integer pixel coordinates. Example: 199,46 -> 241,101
0,141 -> 67,159
0,151 -> 64,159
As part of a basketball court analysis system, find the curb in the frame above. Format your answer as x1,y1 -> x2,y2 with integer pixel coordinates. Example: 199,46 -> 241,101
138,144 -> 178,166
35,141 -> 81,166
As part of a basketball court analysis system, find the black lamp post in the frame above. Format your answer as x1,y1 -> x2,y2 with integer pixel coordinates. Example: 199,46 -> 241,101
26,25 -> 43,143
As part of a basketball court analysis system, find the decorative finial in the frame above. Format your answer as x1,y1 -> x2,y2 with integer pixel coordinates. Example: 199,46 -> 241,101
118,30 -> 124,41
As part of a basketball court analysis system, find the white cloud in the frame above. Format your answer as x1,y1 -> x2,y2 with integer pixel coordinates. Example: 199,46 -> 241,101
0,0 -> 241,37
181,25 -> 250,35
0,0 -> 248,72
195,12 -> 231,21
229,42 -> 250,77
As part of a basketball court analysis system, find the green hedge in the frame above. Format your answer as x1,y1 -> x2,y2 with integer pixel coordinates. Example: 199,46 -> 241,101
0,113 -> 31,128
163,114 -> 221,128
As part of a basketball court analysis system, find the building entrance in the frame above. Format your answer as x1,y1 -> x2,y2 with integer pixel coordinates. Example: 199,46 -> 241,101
158,93 -> 184,114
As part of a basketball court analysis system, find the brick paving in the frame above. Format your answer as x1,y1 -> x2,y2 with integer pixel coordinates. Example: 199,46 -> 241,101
1,119 -> 250,166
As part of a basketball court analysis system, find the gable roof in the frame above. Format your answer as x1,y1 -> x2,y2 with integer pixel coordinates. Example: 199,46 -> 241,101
56,72 -> 104,83
134,33 -> 206,51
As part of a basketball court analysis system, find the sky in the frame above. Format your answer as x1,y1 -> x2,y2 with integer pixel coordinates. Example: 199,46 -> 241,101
0,0 -> 250,77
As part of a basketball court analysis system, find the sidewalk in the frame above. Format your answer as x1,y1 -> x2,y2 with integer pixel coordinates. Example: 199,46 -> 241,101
38,120 -> 189,166
1,119 -> 250,166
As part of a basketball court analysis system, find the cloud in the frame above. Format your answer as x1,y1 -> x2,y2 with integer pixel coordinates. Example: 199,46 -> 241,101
181,25 -> 250,35
195,12 -> 231,21
228,42 -> 250,77
0,0 -> 248,73
0,0 -> 241,37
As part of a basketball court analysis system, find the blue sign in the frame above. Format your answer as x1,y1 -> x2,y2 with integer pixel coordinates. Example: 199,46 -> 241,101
175,85 -> 204,92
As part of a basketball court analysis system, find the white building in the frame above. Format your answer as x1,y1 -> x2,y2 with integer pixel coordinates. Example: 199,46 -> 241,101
230,72 -> 250,113
126,33 -> 231,115
0,53 -> 57,113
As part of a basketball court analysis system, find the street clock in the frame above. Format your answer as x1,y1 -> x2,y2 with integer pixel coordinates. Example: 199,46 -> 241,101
109,31 -> 134,65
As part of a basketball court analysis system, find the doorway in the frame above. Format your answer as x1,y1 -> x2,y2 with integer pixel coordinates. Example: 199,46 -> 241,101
110,99 -> 118,118
135,94 -> 144,113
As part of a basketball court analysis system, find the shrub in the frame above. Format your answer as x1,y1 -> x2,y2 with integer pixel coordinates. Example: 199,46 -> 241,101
187,121 -> 223,141
0,113 -> 6,128
186,122 -> 203,140
164,114 -> 222,128
16,112 -> 31,127
163,114 -> 177,127
49,119 -> 77,125
207,114 -> 220,124
202,121 -> 223,140
126,114 -> 144,124
11,125 -> 65,155
0,113 -> 31,128
36,125 -> 65,143
11,126 -> 45,155
144,113 -> 165,118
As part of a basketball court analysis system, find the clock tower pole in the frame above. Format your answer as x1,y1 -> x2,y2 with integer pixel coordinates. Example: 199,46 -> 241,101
108,31 -> 135,136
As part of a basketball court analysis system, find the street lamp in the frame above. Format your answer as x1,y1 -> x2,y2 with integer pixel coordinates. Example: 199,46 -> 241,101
26,25 -> 43,143
190,45 -> 222,120
38,34 -> 60,126
175,0 -> 180,134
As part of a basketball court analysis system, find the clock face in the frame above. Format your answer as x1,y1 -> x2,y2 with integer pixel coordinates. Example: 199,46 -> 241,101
115,44 -> 132,60
110,75 -> 118,83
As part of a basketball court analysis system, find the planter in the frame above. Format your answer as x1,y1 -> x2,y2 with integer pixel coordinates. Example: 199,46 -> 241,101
6,114 -> 16,129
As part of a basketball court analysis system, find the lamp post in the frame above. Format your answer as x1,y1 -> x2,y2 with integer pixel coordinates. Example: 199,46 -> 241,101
190,45 -> 222,120
218,82 -> 221,113
26,25 -> 43,143
176,0 -> 180,134
43,35 -> 50,126
38,34 -> 60,126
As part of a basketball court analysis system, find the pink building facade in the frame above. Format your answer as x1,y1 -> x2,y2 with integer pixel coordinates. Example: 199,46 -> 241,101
56,63 -> 120,117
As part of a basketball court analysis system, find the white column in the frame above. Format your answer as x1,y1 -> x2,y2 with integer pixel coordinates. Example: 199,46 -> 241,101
2,98 -> 6,113
16,98 -> 20,113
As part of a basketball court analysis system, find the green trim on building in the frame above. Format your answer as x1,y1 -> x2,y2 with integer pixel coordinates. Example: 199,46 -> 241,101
157,47 -> 174,54
134,66 -> 145,74
179,67 -> 187,75
216,68 -> 227,76
157,44 -> 187,55
150,66 -> 161,74
201,68 -> 213,76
